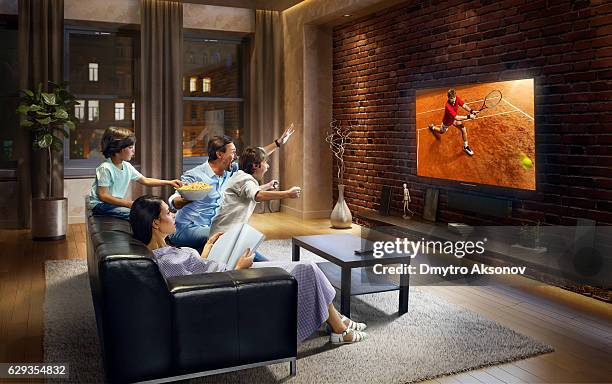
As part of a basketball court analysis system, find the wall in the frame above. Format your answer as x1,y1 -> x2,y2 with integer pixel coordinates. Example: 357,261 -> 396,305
332,0 -> 612,225
64,0 -> 139,24
281,0 -> 393,219
64,0 -> 254,32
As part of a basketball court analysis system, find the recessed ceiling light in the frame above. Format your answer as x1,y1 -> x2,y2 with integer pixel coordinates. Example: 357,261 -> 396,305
343,14 -> 352,17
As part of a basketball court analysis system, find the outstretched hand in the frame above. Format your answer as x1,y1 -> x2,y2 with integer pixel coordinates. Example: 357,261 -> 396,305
286,186 -> 301,199
168,179 -> 183,189
262,179 -> 279,191
201,231 -> 224,259
279,123 -> 295,145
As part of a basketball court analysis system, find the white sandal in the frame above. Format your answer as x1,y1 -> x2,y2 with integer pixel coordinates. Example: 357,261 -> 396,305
341,315 -> 367,332
330,328 -> 367,344
324,316 -> 367,334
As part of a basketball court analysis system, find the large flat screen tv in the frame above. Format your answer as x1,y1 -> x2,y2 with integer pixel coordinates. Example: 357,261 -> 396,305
416,79 -> 535,190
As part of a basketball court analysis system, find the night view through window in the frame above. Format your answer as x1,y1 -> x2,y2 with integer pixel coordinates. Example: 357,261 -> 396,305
68,31 -> 137,161
183,39 -> 243,158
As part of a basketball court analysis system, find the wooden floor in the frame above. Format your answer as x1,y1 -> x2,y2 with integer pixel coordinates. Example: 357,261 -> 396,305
0,212 -> 610,383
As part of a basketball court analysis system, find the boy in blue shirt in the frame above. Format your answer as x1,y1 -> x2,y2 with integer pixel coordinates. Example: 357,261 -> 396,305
89,127 -> 182,220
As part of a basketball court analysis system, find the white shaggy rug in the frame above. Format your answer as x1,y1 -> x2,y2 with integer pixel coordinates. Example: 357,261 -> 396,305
44,240 -> 553,383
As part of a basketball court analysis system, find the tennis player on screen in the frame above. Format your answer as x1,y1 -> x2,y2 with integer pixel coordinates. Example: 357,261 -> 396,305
429,89 -> 478,156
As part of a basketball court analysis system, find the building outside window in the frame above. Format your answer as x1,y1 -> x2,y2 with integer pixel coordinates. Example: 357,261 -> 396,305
88,100 -> 99,122
114,102 -> 125,120
75,100 -> 85,121
65,26 -> 139,172
0,16 -> 19,169
88,63 -> 99,82
183,37 -> 244,167
202,77 -> 211,93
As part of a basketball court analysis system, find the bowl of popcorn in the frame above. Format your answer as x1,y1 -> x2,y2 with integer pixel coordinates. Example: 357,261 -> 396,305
176,182 -> 213,201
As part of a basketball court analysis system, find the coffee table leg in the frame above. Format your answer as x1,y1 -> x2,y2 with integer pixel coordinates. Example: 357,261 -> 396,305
399,269 -> 409,315
292,242 -> 300,261
340,267 -> 351,317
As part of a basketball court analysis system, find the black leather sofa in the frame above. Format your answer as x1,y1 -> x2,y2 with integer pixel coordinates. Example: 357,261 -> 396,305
85,198 -> 298,383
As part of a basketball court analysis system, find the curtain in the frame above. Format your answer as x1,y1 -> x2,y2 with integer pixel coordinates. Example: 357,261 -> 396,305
17,0 -> 64,228
249,9 -> 283,213
139,0 -> 183,199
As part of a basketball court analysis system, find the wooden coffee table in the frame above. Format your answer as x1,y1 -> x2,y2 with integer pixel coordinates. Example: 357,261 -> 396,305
292,234 -> 410,318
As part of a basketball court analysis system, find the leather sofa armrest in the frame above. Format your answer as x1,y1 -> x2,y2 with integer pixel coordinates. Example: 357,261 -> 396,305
165,267 -> 294,293
166,268 -> 298,373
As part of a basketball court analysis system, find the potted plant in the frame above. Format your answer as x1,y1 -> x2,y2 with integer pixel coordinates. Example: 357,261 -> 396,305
17,81 -> 78,240
325,119 -> 353,229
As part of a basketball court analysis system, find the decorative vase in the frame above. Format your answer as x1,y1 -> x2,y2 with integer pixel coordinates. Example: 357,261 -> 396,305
330,184 -> 352,229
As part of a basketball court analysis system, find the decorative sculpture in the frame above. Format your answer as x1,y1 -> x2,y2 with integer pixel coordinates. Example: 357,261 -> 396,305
403,183 -> 414,219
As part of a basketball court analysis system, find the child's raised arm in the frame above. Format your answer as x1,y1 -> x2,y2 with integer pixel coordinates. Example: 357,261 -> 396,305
255,186 -> 301,202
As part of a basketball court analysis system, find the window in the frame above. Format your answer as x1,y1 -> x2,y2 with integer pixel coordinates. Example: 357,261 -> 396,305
88,63 -> 99,82
65,27 -> 139,171
75,100 -> 85,121
88,100 -> 99,122
114,102 -> 125,120
183,37 -> 244,164
202,77 -> 211,93
0,16 -> 19,169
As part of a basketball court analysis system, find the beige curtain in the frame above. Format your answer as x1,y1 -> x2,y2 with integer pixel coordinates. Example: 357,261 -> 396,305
139,0 -> 183,199
17,0 -> 64,228
249,10 -> 283,213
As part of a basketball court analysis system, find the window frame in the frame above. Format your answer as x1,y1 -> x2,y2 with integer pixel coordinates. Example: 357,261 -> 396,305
182,33 -> 246,171
0,14 -> 19,173
63,23 -> 140,177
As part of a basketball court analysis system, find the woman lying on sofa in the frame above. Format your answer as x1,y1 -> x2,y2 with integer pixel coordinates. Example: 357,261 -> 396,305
129,195 -> 367,344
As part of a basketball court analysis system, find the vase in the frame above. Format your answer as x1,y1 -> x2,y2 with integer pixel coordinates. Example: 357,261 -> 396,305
31,197 -> 67,240
330,184 -> 352,229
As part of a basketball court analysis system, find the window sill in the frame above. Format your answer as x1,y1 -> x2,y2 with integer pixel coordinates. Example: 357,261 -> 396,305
0,169 -> 17,181
65,164 -> 142,179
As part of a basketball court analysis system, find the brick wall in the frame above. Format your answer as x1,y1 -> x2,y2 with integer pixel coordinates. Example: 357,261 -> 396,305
332,0 -> 612,225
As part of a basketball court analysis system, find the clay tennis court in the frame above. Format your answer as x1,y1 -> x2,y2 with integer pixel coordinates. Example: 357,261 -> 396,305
416,79 -> 535,190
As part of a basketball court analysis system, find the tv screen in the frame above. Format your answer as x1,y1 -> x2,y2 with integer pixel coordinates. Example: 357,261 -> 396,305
416,79 -> 535,190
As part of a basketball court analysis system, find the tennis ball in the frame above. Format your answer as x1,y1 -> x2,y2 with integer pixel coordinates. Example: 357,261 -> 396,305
520,155 -> 533,169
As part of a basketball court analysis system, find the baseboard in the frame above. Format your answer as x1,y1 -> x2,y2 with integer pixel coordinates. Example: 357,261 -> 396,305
0,219 -> 18,229
68,215 -> 85,224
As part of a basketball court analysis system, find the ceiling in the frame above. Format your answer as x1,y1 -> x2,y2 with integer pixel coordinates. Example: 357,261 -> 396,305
182,0 -> 305,11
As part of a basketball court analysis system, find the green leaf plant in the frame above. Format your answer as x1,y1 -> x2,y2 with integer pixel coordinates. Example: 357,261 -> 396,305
16,81 -> 79,199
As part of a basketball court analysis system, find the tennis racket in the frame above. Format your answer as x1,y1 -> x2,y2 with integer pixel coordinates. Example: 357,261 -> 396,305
476,90 -> 503,112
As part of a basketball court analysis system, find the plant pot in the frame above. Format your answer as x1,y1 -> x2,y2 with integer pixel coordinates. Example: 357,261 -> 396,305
31,197 -> 67,240
330,185 -> 352,229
